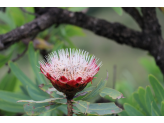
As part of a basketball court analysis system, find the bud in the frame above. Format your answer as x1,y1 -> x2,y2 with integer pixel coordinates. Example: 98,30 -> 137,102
39,49 -> 102,99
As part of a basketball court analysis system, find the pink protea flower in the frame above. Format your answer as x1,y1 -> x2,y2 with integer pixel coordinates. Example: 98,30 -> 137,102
39,49 -> 102,99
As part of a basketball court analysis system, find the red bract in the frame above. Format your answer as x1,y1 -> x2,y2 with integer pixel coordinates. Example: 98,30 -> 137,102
39,49 -> 102,99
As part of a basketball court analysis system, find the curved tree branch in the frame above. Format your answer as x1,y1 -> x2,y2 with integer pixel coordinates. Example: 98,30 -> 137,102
0,7 -> 164,75
123,7 -> 144,30
141,7 -> 161,35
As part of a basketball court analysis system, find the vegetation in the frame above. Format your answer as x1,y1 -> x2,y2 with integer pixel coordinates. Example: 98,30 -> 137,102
0,7 -> 164,116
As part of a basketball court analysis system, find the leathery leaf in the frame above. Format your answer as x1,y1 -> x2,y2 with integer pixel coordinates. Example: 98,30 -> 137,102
24,102 -> 61,116
100,87 -> 124,99
74,100 -> 122,115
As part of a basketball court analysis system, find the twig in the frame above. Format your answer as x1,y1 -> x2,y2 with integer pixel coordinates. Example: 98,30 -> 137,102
12,46 -> 28,62
113,65 -> 116,89
6,45 -> 28,73
19,7 -> 38,16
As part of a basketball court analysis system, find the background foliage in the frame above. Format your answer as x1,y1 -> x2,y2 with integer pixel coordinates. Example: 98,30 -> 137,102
0,7 -> 164,116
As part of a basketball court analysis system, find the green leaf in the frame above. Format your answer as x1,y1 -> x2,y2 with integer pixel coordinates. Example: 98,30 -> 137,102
0,110 -> 16,116
68,7 -> 88,12
0,73 -> 17,91
88,103 -> 122,115
161,101 -> 164,116
74,100 -> 122,115
0,90 -> 31,104
65,25 -> 85,37
100,87 -> 124,99
73,86 -> 96,101
0,99 -> 24,113
0,11 -> 16,29
74,86 -> 95,101
38,83 -> 65,98
39,111 -> 52,116
27,86 -> 50,101
81,79 -> 107,101
23,7 -> 35,23
149,74 -> 164,103
118,110 -> 129,116
20,86 -> 30,96
112,7 -> 123,16
9,61 -> 49,100
56,104 -> 67,115
59,26 -> 76,48
133,92 -> 149,115
137,87 -> 150,115
0,54 -> 11,68
24,102 -> 61,116
28,42 -> 46,85
9,61 -> 36,88
64,36 -> 76,48
78,86 -> 96,94
140,58 -> 163,82
151,102 -> 159,116
6,7 -> 25,27
0,24 -> 10,34
85,82 -> 92,88
124,103 -> 144,116
52,41 -> 64,52
145,86 -> 161,115
138,87 -> 145,105
54,99 -> 67,104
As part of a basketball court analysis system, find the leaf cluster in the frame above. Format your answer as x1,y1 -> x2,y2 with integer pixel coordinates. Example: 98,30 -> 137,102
119,75 -> 164,116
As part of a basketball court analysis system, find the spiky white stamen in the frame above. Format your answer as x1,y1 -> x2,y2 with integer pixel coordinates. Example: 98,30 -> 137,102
39,49 -> 102,82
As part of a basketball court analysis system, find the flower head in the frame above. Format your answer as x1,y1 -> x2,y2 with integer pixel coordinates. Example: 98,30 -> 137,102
39,49 -> 102,99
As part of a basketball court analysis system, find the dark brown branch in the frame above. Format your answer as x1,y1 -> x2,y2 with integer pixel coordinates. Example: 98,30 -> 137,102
34,7 -> 45,18
141,7 -> 161,35
34,7 -> 42,13
123,7 -> 144,30
140,7 -> 164,75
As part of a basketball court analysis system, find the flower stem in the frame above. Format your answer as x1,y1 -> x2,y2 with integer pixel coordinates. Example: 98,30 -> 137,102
67,99 -> 73,116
